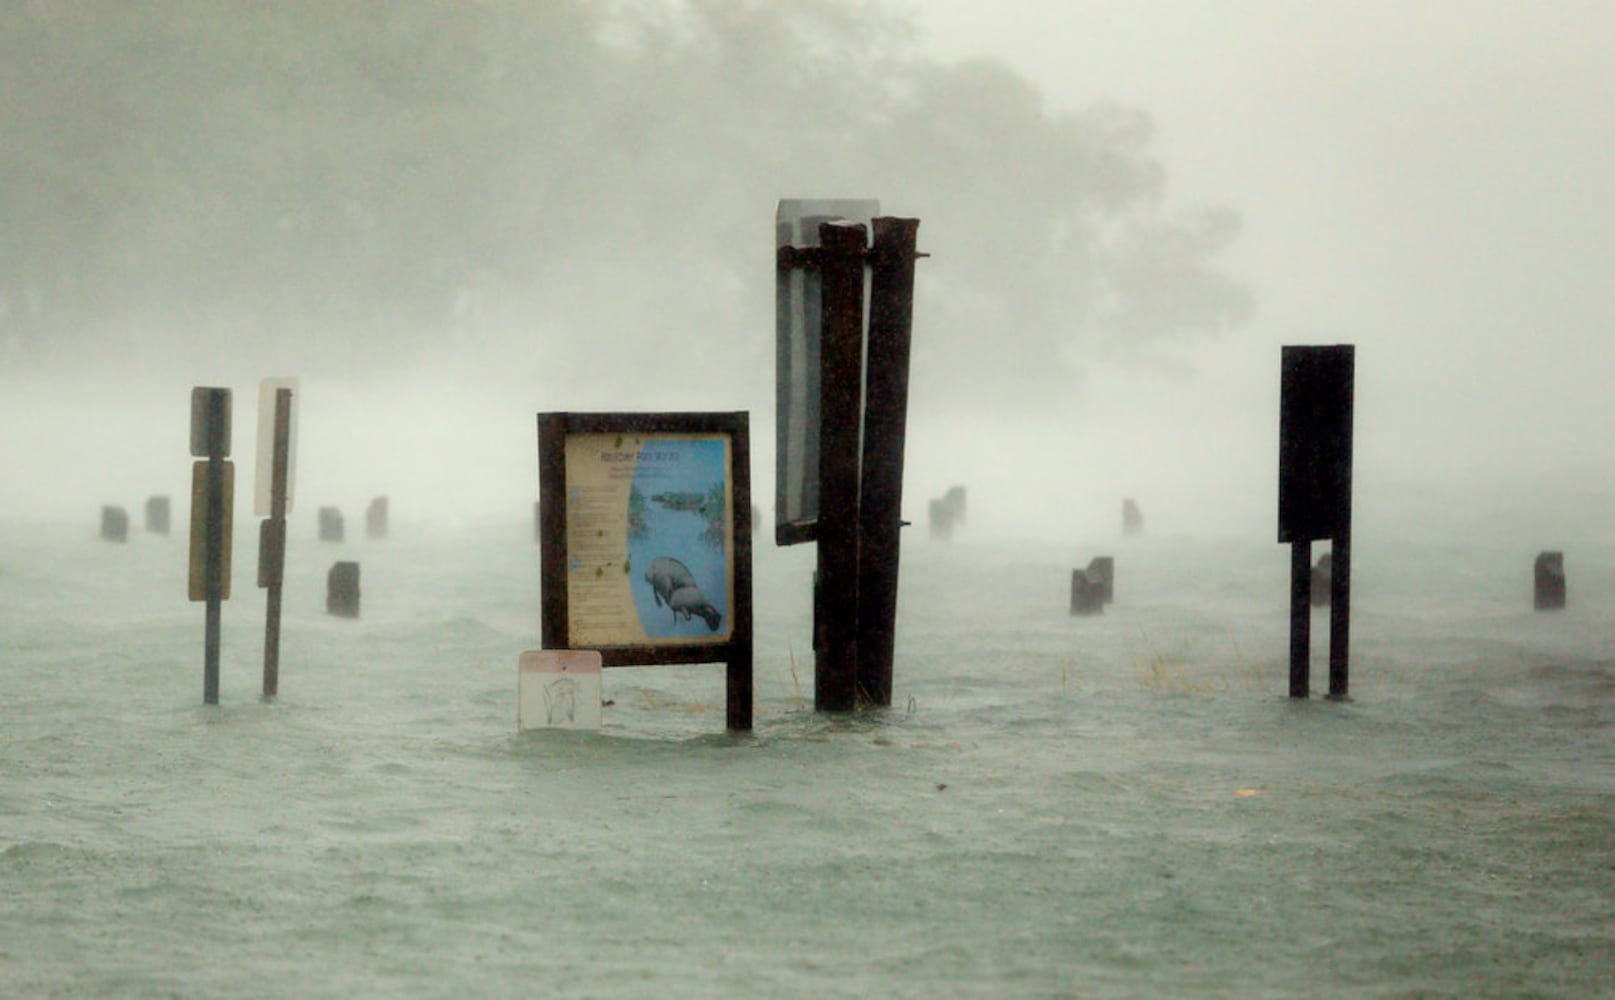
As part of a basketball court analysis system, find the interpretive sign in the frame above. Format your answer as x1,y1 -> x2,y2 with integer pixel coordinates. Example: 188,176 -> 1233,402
517,650 -> 603,731
775,198 -> 878,545
538,411 -> 753,730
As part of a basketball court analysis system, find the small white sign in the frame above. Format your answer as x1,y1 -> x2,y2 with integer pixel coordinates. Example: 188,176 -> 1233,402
518,650 -> 603,731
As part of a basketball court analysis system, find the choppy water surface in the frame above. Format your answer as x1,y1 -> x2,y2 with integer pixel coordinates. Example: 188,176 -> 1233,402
3,516 -> 1612,998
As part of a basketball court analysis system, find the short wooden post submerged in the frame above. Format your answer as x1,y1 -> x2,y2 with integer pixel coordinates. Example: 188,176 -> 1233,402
145,496 -> 171,535
1122,498 -> 1144,537
100,505 -> 129,542
366,496 -> 389,540
1534,551 -> 1566,610
327,561 -> 360,618
318,507 -> 344,542
1086,556 -> 1114,604
1310,552 -> 1333,606
928,498 -> 953,541
1069,569 -> 1103,615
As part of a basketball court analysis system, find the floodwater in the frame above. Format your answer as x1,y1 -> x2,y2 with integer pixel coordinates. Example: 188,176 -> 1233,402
3,510 -> 1612,997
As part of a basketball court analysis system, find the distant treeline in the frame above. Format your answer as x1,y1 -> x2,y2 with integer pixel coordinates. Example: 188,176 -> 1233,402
0,0 -> 1251,401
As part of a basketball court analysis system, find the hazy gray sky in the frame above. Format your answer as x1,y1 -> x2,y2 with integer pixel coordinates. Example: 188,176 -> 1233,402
900,0 -> 1615,537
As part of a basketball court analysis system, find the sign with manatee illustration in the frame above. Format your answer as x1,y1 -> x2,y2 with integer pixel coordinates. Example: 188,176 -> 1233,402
561,431 -> 733,646
537,411 -> 753,719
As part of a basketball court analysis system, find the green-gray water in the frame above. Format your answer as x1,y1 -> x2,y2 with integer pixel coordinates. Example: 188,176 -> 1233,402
3,516 -> 1612,997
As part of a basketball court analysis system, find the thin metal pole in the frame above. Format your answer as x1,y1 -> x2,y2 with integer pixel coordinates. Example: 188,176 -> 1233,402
814,220 -> 866,712
204,452 -> 224,705
855,218 -> 920,708
1328,530 -> 1351,699
262,388 -> 291,700
1289,540 -> 1311,699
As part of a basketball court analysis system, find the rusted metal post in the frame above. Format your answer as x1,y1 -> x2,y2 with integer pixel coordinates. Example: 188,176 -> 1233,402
262,388 -> 292,700
814,220 -> 867,712
1289,540 -> 1311,698
1328,531 -> 1351,699
855,217 -> 920,708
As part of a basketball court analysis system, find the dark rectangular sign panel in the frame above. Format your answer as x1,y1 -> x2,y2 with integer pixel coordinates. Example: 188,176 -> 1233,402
1278,345 -> 1355,543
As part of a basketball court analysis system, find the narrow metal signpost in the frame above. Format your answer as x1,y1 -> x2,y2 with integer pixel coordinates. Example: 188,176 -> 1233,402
257,382 -> 296,700
188,387 -> 233,705
1277,345 -> 1355,699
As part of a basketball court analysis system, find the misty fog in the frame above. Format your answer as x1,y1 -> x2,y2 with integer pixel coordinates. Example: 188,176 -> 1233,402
3,0 -> 1612,552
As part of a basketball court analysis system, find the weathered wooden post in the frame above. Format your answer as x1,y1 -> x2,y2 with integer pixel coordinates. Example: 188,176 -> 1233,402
1122,498 -> 1144,536
1069,569 -> 1104,615
814,219 -> 867,712
188,387 -> 233,705
100,505 -> 129,542
1534,551 -> 1566,610
1278,345 -> 1355,699
257,384 -> 295,699
144,496 -> 171,535
928,498 -> 953,541
327,561 -> 360,618
854,216 -> 921,708
318,507 -> 344,542
366,496 -> 389,540
1086,556 -> 1114,604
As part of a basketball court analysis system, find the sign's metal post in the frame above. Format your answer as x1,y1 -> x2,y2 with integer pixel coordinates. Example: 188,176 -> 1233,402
261,387 -> 292,700
1288,539 -> 1312,697
813,220 -> 868,713
1328,528 -> 1352,700
189,387 -> 233,706
855,217 -> 921,708
726,430 -> 755,732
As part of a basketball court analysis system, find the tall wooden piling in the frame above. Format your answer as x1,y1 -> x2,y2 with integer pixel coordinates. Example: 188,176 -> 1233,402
854,217 -> 920,708
813,220 -> 867,712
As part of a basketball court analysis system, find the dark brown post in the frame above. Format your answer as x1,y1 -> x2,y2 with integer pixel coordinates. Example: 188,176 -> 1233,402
814,220 -> 867,712
1328,531 -> 1351,699
261,388 -> 292,700
855,217 -> 920,708
1289,540 -> 1312,698
191,387 -> 232,706
1534,551 -> 1566,610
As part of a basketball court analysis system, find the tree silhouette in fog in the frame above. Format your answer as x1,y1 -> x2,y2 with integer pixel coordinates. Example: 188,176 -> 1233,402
0,0 -> 1250,406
